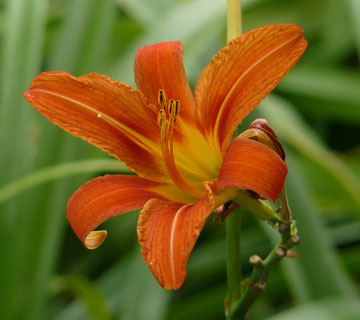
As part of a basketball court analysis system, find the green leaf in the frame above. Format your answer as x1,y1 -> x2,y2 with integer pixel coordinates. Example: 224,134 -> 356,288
51,275 -> 113,320
259,94 -> 360,216
0,159 -> 128,205
50,0 -> 116,74
277,67 -> 360,123
284,152 -> 356,300
55,250 -> 169,320
0,1 -> 48,320
118,0 -> 176,26
347,0 -> 360,61
266,295 -> 360,320
0,0 -> 47,183
109,0 -> 226,84
15,1 -> 120,319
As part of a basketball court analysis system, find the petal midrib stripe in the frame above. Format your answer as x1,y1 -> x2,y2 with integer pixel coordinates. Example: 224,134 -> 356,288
32,89 -> 218,181
169,205 -> 189,287
213,33 -> 302,139
33,88 -> 162,156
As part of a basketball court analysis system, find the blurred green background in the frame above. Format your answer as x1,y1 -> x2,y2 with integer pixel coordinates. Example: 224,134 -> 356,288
0,0 -> 360,319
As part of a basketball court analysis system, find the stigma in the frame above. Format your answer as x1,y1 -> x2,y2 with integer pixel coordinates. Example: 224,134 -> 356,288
157,89 -> 203,199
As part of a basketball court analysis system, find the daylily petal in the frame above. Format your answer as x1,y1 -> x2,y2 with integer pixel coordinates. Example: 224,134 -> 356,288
24,72 -> 168,181
137,182 -> 215,290
195,24 -> 307,154
134,42 -> 221,178
67,174 -> 174,249
217,138 -> 287,202
134,41 -> 196,124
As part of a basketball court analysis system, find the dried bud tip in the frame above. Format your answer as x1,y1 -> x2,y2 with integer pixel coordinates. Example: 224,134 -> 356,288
278,223 -> 290,235
275,248 -> 286,258
249,282 -> 267,293
240,118 -> 285,160
213,201 -> 238,223
291,235 -> 301,245
249,255 -> 262,265
286,250 -> 299,258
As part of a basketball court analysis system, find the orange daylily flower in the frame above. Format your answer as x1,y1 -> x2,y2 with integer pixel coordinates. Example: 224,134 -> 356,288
24,24 -> 307,290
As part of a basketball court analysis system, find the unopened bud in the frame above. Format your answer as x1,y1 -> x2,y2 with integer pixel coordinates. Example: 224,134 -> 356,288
239,118 -> 285,160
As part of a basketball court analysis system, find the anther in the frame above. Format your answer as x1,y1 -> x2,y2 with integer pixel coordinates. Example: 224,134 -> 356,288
158,89 -> 167,110
174,100 -> 180,122
157,110 -> 165,128
169,99 -> 174,118
156,89 -> 200,198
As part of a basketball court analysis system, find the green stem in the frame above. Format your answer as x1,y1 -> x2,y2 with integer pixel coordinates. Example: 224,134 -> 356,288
229,222 -> 299,319
225,210 -> 242,316
225,0 -> 242,317
226,0 -> 242,42
236,191 -> 281,223
278,184 -> 292,222
224,193 -> 282,317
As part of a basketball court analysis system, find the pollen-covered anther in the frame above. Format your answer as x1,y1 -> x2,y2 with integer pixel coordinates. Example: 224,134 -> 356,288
158,89 -> 167,110
168,99 -> 178,121
155,89 -> 202,198
157,109 -> 165,128
157,92 -> 181,144
173,100 -> 180,122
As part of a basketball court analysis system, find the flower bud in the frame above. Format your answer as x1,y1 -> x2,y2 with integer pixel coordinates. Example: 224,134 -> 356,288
239,118 -> 285,160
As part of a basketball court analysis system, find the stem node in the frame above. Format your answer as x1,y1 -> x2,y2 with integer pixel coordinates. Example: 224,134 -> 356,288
248,282 -> 267,293
291,235 -> 301,244
275,248 -> 286,259
249,255 -> 262,266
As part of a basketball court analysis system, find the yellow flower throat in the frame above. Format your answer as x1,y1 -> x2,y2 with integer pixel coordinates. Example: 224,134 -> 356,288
157,89 -> 204,199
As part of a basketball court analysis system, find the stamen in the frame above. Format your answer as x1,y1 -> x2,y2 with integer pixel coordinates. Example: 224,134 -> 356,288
160,119 -> 168,143
157,89 -> 204,198
158,89 -> 167,111
157,109 -> 165,128
174,100 -> 180,122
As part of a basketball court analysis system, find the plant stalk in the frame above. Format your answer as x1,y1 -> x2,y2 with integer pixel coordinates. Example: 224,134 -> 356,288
228,222 -> 300,319
225,211 -> 242,316
227,0 -> 242,42
225,1 -> 242,318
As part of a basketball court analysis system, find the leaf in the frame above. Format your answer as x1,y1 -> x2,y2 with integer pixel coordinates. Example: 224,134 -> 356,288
0,159 -> 128,205
55,250 -> 169,320
51,275 -> 113,320
259,94 -> 360,216
109,0 -> 226,85
277,66 -> 360,123
347,0 -> 360,61
0,1 -> 48,320
266,295 -> 360,320
284,152 -> 356,300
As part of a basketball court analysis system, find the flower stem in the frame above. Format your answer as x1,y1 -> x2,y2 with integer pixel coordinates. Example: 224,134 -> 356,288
225,210 -> 242,316
236,191 -> 281,224
225,0 -> 242,317
278,184 -> 292,222
228,222 -> 300,319
226,0 -> 242,42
